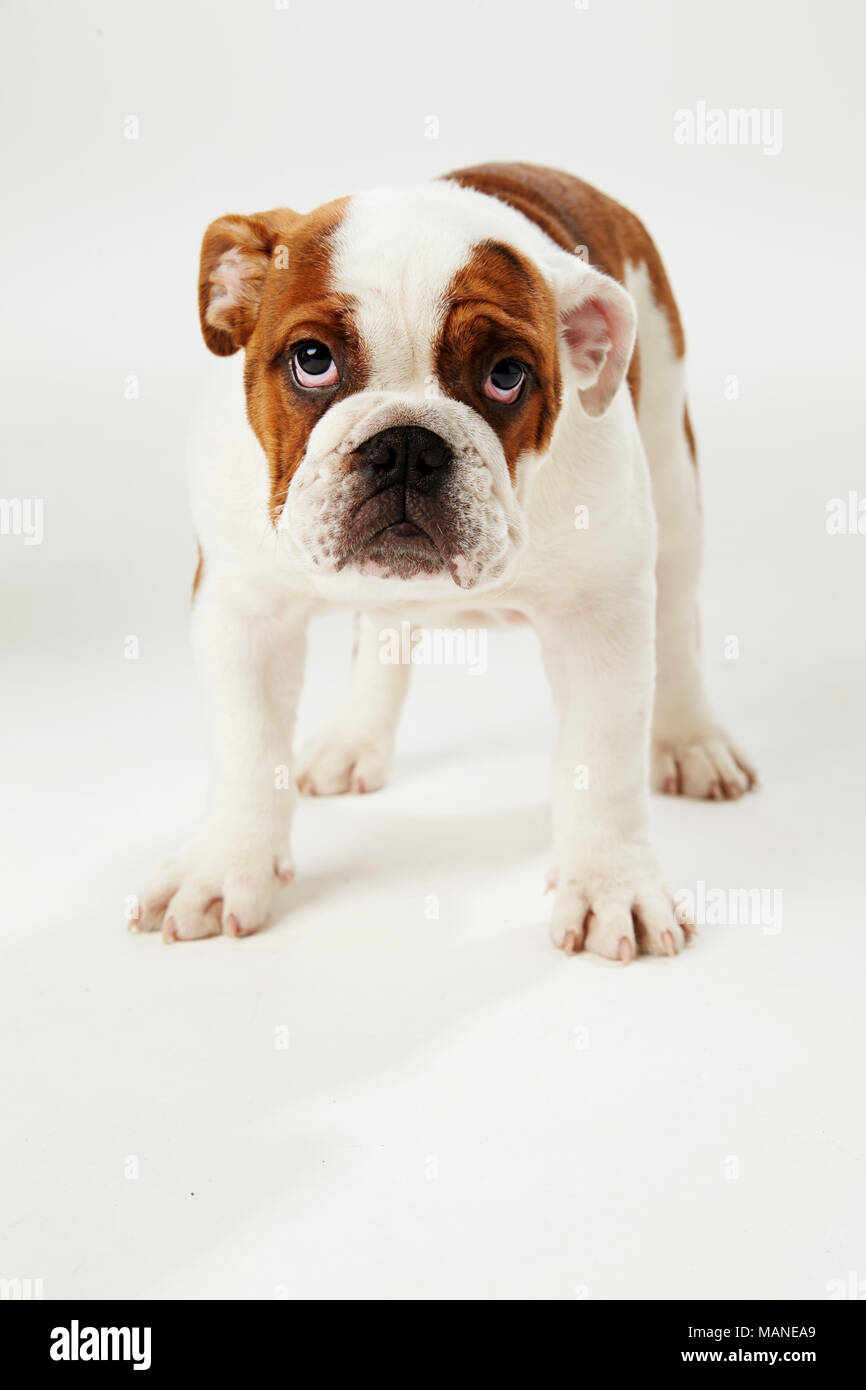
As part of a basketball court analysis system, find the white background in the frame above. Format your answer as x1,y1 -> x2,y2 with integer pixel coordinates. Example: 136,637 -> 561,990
1,0 -> 865,1299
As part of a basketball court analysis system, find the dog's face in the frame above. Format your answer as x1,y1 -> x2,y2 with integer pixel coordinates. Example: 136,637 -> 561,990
198,184 -> 635,592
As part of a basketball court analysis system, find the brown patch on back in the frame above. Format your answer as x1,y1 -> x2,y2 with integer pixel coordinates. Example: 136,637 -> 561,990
683,405 -> 697,465
444,161 -> 689,412
435,240 -> 562,474
237,198 -> 370,520
192,540 -> 204,600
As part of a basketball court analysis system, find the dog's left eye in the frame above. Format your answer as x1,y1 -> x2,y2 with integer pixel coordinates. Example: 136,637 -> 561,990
483,359 -> 526,404
292,341 -> 340,388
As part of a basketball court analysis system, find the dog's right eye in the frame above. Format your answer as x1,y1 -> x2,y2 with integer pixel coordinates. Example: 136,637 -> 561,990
483,358 -> 526,404
291,341 -> 339,388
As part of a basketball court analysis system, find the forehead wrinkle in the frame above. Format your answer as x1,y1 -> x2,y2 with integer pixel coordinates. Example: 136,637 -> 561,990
392,260 -> 441,381
332,190 -> 485,390
354,257 -> 446,387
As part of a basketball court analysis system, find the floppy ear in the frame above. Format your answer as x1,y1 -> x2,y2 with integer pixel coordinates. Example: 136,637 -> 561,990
198,210 -> 293,356
554,259 -> 637,418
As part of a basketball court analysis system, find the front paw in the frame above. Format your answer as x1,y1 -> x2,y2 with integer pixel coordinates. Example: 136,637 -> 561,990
130,825 -> 294,943
548,848 -> 691,962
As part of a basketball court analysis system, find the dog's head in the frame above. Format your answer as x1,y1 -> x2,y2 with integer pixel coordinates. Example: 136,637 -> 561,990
198,183 -> 635,592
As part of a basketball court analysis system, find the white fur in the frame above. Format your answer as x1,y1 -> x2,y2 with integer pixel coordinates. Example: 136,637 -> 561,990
136,181 -> 753,955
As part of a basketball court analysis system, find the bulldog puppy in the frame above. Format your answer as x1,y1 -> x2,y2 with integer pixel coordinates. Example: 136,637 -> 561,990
134,162 -> 756,959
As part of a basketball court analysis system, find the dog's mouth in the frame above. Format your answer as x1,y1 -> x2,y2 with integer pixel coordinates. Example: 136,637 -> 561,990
339,486 -> 452,580
356,516 -> 446,580
380,521 -> 425,540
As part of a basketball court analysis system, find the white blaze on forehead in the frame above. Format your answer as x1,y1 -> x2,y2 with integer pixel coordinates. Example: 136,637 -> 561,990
330,182 -> 560,393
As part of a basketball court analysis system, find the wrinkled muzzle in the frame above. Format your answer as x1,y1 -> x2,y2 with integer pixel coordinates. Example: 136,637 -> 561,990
279,392 -> 528,590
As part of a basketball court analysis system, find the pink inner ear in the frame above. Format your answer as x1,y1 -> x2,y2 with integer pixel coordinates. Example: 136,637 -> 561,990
563,298 -> 613,378
560,279 -> 634,418
207,246 -> 261,332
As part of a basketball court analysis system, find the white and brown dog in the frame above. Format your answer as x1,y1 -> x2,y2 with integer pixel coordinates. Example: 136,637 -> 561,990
134,162 -> 756,960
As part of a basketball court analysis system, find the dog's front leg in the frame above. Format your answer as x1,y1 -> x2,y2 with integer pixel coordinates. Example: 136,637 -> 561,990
534,590 -> 687,962
134,575 -> 308,942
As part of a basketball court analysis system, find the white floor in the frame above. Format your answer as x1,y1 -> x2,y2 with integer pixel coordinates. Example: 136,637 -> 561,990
2,362 -> 865,1300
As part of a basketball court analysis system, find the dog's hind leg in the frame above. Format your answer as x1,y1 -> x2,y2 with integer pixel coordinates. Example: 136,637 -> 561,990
626,261 -> 757,800
296,610 -> 410,795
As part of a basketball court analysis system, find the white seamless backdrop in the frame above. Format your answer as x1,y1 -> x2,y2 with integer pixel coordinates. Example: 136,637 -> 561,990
1,0 -> 864,1299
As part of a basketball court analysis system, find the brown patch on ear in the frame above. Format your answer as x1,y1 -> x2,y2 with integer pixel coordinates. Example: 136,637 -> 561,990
198,208 -> 299,356
435,240 -> 562,474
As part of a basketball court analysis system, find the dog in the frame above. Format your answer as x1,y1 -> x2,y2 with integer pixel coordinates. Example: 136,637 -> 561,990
132,162 -> 756,959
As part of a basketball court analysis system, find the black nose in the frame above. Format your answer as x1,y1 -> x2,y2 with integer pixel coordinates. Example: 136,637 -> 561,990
358,425 -> 451,490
